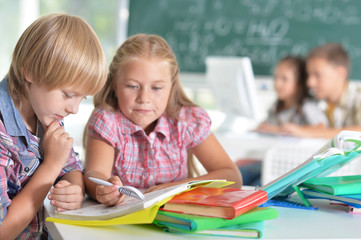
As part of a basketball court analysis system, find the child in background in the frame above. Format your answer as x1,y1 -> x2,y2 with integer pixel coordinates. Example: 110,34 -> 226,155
84,34 -> 242,206
281,43 -> 361,138
241,56 -> 327,186
0,14 -> 107,239
256,55 -> 328,135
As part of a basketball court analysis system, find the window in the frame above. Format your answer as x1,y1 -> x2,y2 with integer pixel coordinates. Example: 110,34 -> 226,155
0,0 -> 127,77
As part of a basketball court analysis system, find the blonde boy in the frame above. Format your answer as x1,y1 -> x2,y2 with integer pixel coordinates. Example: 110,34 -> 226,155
0,13 -> 107,239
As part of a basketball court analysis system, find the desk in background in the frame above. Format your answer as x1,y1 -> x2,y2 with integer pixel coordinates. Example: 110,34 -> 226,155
215,131 -> 328,161
44,196 -> 361,240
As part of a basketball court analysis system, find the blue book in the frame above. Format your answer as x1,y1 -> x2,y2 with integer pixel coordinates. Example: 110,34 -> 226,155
302,189 -> 361,208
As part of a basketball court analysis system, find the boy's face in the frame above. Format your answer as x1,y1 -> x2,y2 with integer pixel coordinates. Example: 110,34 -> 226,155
26,79 -> 87,127
115,58 -> 172,133
307,57 -> 347,101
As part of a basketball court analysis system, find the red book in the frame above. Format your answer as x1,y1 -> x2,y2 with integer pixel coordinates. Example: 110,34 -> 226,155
161,187 -> 268,219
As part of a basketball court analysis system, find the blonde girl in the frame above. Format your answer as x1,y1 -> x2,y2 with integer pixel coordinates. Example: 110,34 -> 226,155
84,34 -> 242,206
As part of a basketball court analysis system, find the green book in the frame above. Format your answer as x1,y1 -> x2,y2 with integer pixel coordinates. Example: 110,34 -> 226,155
153,207 -> 278,232
301,175 -> 361,195
166,221 -> 264,239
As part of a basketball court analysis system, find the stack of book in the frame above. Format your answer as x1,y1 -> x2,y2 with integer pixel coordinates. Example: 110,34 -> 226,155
300,175 -> 361,213
47,131 -> 361,230
153,186 -> 279,238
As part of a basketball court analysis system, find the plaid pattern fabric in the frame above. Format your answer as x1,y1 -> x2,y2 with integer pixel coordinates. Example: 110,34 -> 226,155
87,106 -> 211,188
326,83 -> 361,128
0,78 -> 83,239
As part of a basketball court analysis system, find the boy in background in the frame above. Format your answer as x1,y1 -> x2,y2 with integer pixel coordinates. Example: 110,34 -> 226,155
282,43 -> 361,138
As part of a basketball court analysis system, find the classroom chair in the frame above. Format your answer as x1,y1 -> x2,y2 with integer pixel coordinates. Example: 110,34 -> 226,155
261,143 -> 361,185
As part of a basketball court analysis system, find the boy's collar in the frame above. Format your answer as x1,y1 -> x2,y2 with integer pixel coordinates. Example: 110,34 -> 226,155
337,82 -> 350,107
0,78 -> 31,143
326,81 -> 348,106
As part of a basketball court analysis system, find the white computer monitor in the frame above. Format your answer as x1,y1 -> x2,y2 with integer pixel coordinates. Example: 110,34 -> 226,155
205,56 -> 262,132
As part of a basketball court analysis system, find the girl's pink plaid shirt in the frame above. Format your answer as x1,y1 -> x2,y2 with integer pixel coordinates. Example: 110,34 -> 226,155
87,106 -> 211,188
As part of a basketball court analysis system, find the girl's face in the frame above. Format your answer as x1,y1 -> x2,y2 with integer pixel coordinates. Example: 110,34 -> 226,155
273,62 -> 298,102
115,58 -> 172,133
26,79 -> 87,127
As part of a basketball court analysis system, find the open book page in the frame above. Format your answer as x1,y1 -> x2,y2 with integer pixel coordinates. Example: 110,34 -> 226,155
53,179 -> 232,221
317,130 -> 361,154
261,131 -> 361,198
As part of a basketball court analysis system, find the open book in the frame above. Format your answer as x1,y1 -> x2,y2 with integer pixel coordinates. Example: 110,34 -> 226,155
46,179 -> 232,225
261,130 -> 361,199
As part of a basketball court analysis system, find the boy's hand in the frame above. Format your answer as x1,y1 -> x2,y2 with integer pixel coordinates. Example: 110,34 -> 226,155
42,120 -> 74,169
48,180 -> 84,212
95,176 -> 125,206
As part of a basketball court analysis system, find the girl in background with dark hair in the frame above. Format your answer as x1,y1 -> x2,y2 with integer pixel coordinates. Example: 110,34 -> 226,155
256,55 -> 328,134
239,56 -> 328,186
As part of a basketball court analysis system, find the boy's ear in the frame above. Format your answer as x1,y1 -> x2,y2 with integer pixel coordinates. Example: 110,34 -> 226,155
23,71 -> 33,83
336,65 -> 348,81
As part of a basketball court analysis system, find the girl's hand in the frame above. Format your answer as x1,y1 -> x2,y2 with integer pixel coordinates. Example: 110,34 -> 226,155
48,180 -> 84,212
42,120 -> 74,169
95,176 -> 125,206
280,123 -> 304,137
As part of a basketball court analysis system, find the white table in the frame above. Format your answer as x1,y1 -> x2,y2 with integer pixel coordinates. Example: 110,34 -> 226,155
44,196 -> 361,240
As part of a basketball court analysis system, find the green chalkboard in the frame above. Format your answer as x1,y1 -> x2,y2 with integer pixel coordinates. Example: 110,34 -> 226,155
128,0 -> 361,79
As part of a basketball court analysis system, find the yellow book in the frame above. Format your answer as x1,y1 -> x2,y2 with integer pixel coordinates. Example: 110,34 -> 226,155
46,197 -> 171,226
46,179 -> 232,226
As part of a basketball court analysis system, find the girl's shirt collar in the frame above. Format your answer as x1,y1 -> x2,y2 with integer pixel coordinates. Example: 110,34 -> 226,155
118,110 -> 170,140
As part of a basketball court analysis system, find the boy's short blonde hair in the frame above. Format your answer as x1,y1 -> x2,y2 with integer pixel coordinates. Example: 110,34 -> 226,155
94,33 -> 195,118
8,13 -> 108,104
307,43 -> 350,76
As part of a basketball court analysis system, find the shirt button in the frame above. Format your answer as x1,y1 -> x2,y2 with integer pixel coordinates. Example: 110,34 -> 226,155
24,167 -> 30,172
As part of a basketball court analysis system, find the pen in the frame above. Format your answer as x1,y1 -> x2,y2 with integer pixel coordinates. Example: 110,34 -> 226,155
88,177 -> 145,200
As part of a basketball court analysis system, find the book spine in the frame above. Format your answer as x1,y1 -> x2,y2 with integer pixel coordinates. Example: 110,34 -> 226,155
233,190 -> 269,217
